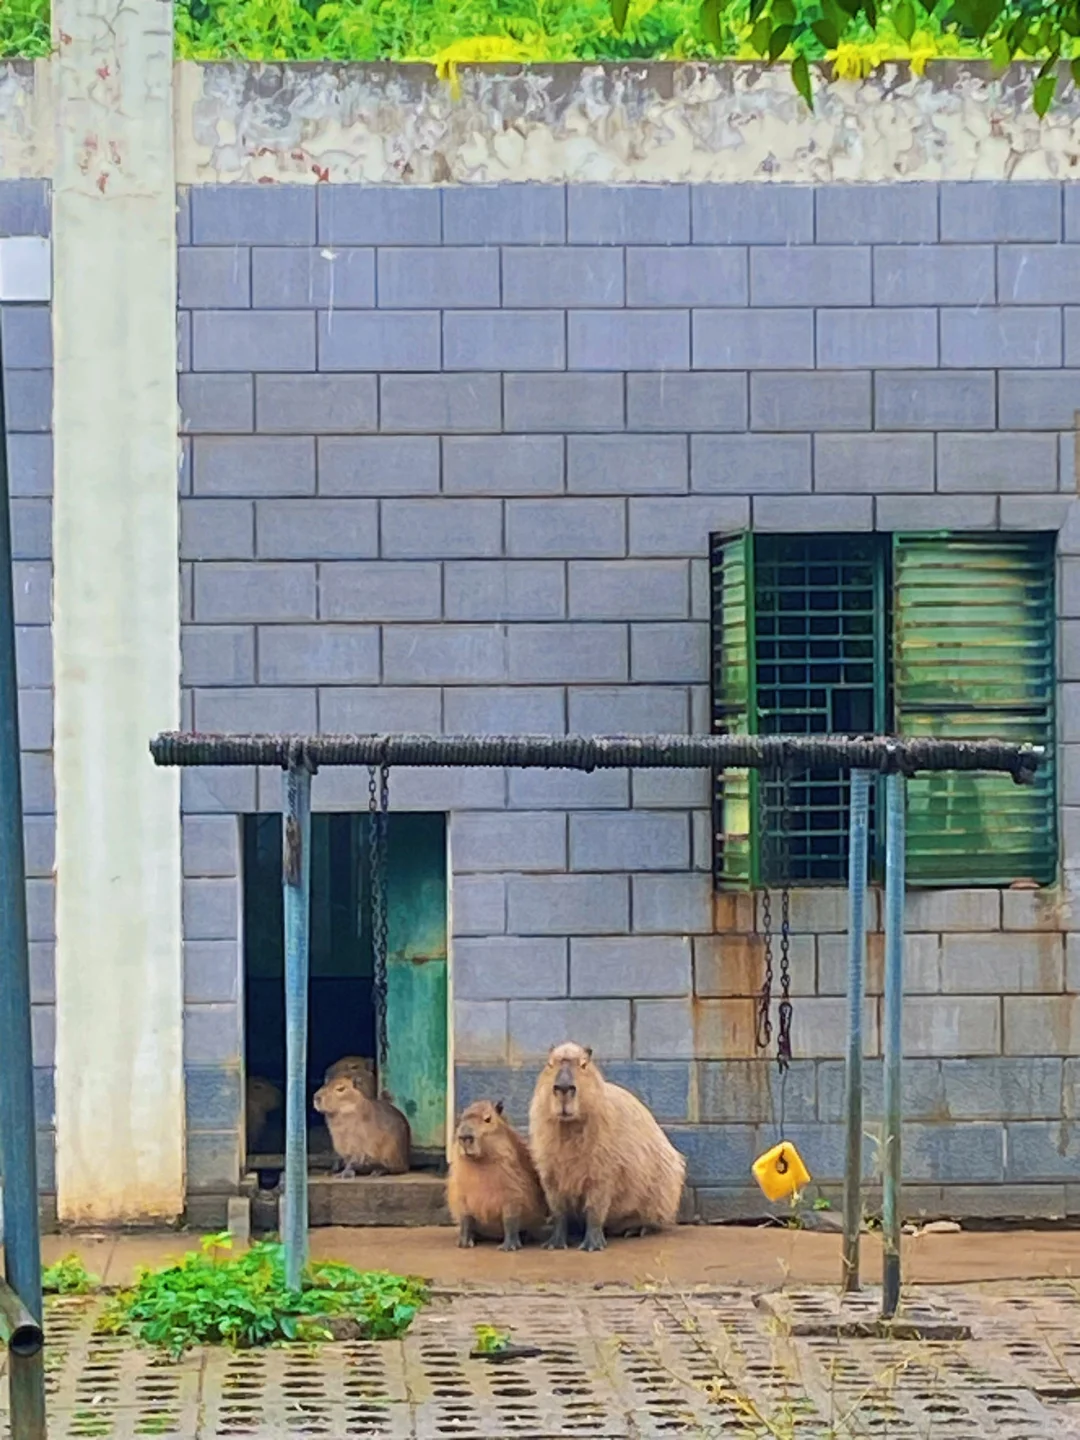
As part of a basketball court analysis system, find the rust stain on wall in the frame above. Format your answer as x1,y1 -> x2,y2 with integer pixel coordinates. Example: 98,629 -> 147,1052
692,997 -> 757,1059
694,933 -> 765,999
713,891 -> 755,935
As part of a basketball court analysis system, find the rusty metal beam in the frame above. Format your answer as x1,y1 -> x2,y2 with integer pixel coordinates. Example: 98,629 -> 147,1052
150,732 -> 1044,781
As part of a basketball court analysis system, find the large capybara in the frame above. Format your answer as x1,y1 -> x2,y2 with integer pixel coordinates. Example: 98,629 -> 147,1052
447,1100 -> 547,1252
529,1041 -> 686,1252
245,1076 -> 282,1152
313,1074 -> 410,1177
324,1055 -> 377,1099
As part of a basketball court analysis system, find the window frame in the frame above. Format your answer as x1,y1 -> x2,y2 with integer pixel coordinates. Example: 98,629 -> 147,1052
710,529 -> 1057,892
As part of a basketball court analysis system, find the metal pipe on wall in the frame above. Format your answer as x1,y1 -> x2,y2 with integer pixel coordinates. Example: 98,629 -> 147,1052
841,769 -> 870,1293
0,312 -> 47,1440
282,759 -> 313,1292
881,771 -> 906,1320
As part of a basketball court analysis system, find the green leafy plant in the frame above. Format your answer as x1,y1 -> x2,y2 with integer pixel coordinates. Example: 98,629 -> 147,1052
474,1322 -> 512,1354
42,1253 -> 97,1295
99,1232 -> 428,1359
0,0 -> 50,59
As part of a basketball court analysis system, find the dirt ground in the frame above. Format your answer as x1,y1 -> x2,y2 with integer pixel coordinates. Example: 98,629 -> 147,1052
40,1223 -> 1080,1289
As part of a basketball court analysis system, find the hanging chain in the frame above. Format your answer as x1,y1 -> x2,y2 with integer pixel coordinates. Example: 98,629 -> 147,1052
755,768 -> 774,1052
776,768 -> 793,1075
368,764 -> 390,1075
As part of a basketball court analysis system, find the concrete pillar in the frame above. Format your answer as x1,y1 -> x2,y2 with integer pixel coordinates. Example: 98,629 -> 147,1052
52,0 -> 183,1221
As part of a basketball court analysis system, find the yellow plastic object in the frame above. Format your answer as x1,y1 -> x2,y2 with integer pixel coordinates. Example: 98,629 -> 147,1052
752,1141 -> 811,1202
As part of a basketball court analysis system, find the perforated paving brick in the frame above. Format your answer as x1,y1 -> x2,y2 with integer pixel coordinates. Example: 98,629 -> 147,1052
8,1282 -> 1080,1436
754,1284 -> 974,1340
408,1298 -> 628,1438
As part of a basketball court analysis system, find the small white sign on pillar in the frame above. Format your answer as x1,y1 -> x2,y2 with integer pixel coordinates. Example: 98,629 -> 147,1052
0,237 -> 52,303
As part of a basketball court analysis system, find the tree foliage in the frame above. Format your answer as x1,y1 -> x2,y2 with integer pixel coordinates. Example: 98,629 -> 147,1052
0,0 -> 1076,113
717,0 -> 1080,112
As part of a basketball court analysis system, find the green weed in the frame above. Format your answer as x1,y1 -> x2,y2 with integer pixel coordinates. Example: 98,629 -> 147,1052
99,1232 -> 428,1360
42,1254 -> 98,1296
473,1322 -> 512,1354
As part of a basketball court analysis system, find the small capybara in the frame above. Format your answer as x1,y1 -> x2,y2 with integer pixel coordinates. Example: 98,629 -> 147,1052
447,1100 -> 547,1252
529,1041 -> 686,1252
245,1076 -> 282,1152
313,1075 -> 410,1177
324,1055 -> 377,1099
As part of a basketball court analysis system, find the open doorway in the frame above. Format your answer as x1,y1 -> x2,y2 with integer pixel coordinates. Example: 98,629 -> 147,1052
242,812 -> 448,1176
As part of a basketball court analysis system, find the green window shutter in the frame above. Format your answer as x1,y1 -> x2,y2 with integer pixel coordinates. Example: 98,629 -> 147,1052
893,533 -> 1056,887
710,531 -> 755,888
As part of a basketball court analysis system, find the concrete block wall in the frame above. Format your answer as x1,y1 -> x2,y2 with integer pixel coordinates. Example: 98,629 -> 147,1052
0,180 -> 55,1203
176,179 -> 1080,1218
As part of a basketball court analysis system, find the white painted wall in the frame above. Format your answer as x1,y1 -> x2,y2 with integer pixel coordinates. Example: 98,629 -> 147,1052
52,0 -> 184,1223
3,60 -> 1080,187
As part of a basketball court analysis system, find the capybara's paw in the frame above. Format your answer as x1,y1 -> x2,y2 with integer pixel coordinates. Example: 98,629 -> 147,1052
580,1231 -> 607,1253
499,1235 -> 523,1252
457,1235 -> 476,1249
542,1235 -> 567,1250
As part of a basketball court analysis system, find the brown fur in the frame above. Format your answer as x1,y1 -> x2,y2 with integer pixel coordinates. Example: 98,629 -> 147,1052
245,1076 -> 281,1152
528,1041 -> 686,1252
313,1075 -> 410,1176
324,1055 -> 377,1099
447,1100 -> 547,1251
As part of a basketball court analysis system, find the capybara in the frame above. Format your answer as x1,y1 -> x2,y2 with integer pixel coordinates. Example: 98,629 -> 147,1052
245,1076 -> 282,1152
447,1100 -> 547,1252
324,1054 -> 377,1099
313,1075 -> 410,1177
529,1041 -> 686,1252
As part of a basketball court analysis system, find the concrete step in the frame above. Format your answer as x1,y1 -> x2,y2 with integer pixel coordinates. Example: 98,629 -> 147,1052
249,1172 -> 451,1230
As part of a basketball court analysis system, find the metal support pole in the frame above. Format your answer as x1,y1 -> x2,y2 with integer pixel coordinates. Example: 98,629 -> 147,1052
0,1273 -> 46,1438
282,759 -> 313,1292
881,771 -> 906,1320
0,319 -> 47,1440
841,769 -> 870,1293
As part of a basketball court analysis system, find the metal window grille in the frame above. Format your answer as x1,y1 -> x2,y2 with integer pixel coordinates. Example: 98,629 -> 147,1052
754,533 -> 888,884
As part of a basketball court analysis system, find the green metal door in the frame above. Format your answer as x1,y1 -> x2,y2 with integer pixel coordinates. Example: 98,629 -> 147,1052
382,814 -> 448,1155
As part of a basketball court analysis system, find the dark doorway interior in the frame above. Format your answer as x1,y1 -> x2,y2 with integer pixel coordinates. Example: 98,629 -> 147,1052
243,813 -> 374,1165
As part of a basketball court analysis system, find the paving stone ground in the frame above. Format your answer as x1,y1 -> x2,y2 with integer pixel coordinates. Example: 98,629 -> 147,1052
8,1275 -> 1080,1438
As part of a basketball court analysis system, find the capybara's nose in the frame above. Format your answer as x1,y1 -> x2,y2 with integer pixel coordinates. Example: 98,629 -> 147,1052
553,1082 -> 576,1098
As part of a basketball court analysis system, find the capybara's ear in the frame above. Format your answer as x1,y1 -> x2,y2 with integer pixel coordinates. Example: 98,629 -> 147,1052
495,1099 -> 505,1115
583,1046 -> 594,1065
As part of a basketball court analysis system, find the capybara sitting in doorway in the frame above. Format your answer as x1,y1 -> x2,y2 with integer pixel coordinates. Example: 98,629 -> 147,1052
324,1054 -> 377,1099
447,1100 -> 547,1251
529,1042 -> 685,1252
313,1075 -> 410,1177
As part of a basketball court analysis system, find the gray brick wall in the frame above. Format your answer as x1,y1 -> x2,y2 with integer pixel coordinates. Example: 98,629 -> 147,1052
1,180 -> 54,1202
178,180 -> 1080,1219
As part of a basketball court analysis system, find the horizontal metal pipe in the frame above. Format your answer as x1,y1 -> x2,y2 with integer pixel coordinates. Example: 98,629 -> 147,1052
150,732 -> 1044,782
0,1279 -> 43,1358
